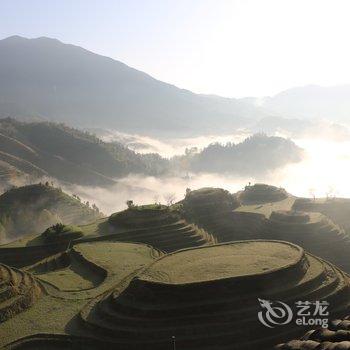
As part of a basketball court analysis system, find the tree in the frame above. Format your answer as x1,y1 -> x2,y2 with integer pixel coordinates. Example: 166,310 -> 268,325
48,223 -> 65,235
126,200 -> 134,209
309,188 -> 316,201
185,147 -> 198,156
153,195 -> 160,204
164,193 -> 176,206
326,186 -> 336,200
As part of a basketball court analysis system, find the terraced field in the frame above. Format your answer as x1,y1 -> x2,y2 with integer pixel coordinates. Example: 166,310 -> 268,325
0,263 -> 43,323
263,210 -> 350,273
181,186 -> 350,279
182,187 -> 266,242
27,248 -> 106,291
0,241 -> 159,348
0,205 -> 214,268
105,205 -> 216,252
80,240 -> 350,350
294,197 -> 350,233
184,187 -> 350,275
236,196 -> 296,217
238,183 -> 289,204
0,242 -> 69,268
275,314 -> 350,349
3,185 -> 350,349
4,334 -> 117,350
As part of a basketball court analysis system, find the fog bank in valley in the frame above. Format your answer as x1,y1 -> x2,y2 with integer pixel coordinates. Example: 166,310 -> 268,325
61,135 -> 350,216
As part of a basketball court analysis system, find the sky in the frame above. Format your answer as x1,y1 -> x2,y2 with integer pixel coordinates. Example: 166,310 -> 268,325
1,0 -> 350,98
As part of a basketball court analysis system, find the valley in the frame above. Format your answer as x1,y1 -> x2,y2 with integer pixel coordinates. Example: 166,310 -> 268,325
1,9 -> 350,349
1,184 -> 350,349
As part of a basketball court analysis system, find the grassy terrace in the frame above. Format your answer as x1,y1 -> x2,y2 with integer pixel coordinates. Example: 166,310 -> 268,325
3,218 -> 107,248
182,188 -> 267,242
275,313 -> 350,349
80,240 -> 350,350
141,241 -> 302,284
31,241 -> 161,299
201,191 -> 350,275
263,210 -> 350,273
0,241 -> 159,348
3,186 -> 350,349
238,184 -> 288,204
236,196 -> 296,217
0,184 -> 103,243
104,206 -> 215,253
294,197 -> 350,233
0,264 -> 43,325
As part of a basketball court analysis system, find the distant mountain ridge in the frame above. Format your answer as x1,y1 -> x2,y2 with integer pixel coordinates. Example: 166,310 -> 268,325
175,133 -> 303,175
251,84 -> 350,122
0,118 -> 303,188
0,35 -> 268,136
0,118 -> 167,187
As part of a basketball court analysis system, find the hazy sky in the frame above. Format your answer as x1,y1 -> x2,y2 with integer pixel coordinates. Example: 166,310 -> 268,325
1,0 -> 350,97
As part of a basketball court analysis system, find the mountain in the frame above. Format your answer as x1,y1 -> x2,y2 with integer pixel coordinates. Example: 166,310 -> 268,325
0,118 -> 303,188
0,36 -> 267,136
0,183 -> 103,242
250,116 -> 350,140
0,118 -> 168,187
174,134 -> 303,175
256,85 -> 350,122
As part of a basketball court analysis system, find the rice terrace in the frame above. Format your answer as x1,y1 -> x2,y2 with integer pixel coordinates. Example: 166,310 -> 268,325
1,183 -> 350,349
2,3 -> 350,349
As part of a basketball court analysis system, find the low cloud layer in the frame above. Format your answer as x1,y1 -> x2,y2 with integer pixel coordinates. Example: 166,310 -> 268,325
2,131 -> 350,218
59,136 -> 350,216
91,128 -> 250,157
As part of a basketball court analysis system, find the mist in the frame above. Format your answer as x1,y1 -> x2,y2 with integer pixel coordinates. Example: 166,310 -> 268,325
59,132 -> 350,216
92,128 -> 251,158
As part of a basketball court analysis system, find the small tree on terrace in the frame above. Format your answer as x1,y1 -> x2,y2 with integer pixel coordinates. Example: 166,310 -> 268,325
126,200 -> 134,209
326,186 -> 336,201
164,193 -> 176,206
153,195 -> 160,204
309,188 -> 316,201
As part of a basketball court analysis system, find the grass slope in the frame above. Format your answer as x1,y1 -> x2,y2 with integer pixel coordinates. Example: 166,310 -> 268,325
0,241 -> 159,348
182,187 -> 266,242
80,240 -> 350,350
275,314 -> 350,349
294,197 -> 350,233
106,205 -> 216,253
0,183 -> 102,243
3,185 -> 350,349
0,118 -> 167,187
263,210 -> 350,273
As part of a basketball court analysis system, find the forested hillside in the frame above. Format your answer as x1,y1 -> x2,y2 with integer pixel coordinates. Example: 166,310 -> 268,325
0,119 -> 303,188
0,183 -> 103,242
0,118 -> 168,186
173,134 -> 303,175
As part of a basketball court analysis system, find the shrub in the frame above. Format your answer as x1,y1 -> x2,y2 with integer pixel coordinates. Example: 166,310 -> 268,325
42,223 -> 83,242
